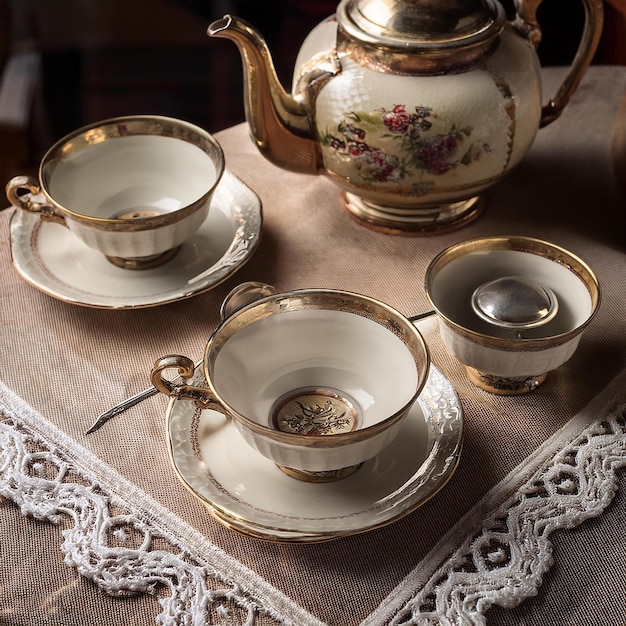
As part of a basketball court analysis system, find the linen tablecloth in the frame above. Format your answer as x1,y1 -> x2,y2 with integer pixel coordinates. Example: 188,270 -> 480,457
1,66 -> 625,625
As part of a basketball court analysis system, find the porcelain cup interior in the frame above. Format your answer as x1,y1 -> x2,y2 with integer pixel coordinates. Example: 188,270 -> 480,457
425,236 -> 600,395
154,289 -> 430,482
5,115 -> 225,269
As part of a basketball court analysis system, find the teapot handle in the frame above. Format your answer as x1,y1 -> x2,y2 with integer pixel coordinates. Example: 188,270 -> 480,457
513,0 -> 603,127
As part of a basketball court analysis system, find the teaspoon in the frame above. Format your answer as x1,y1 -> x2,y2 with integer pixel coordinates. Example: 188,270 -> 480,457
86,276 -> 557,434
85,283 -> 437,435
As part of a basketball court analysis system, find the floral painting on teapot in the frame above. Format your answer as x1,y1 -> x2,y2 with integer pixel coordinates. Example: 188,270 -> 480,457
320,103 -> 492,191
313,39 -> 542,202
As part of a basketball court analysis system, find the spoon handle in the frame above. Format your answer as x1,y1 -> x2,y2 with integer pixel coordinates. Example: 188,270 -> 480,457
408,310 -> 436,323
86,357 -> 205,434
85,386 -> 160,434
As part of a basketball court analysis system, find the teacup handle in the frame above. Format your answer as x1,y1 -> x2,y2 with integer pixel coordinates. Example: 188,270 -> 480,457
5,175 -> 67,226
150,354 -> 226,412
513,0 -> 603,128
220,280 -> 277,318
151,283 -> 278,410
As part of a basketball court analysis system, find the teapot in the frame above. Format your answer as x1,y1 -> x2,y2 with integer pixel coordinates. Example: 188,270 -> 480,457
208,0 -> 603,234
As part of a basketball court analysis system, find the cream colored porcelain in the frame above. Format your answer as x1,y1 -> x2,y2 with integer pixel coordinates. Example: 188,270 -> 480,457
6,115 -> 224,268
166,363 -> 463,541
151,289 -> 430,481
9,171 -> 262,309
425,236 -> 600,394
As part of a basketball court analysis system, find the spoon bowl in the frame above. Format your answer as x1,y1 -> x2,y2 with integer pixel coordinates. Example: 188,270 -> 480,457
471,275 -> 559,330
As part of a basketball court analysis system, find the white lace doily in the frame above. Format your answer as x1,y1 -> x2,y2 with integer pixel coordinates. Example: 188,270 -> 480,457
368,372 -> 626,626
1,371 -> 625,626
0,380 -> 323,626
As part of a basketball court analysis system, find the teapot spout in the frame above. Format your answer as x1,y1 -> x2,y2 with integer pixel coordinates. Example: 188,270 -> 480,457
208,15 -> 321,174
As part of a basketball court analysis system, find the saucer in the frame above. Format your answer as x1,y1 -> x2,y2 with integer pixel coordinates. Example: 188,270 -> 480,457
166,364 -> 463,543
9,170 -> 262,309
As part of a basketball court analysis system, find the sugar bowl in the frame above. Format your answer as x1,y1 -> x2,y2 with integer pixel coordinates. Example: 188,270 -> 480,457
425,236 -> 600,394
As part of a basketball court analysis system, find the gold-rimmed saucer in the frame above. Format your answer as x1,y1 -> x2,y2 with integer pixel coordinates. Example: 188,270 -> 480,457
9,170 -> 262,309
165,364 -> 463,543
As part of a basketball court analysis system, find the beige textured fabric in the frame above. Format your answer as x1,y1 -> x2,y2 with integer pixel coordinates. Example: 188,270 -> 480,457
1,66 -> 625,625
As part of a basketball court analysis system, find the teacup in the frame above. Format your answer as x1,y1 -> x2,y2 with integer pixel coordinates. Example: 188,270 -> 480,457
5,115 -> 224,269
151,286 -> 430,482
425,236 -> 600,394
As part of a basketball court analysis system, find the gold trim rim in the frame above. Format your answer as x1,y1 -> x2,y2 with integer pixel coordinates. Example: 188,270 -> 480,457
341,191 -> 485,236
202,288 -> 431,447
38,115 -> 225,230
424,235 -> 601,350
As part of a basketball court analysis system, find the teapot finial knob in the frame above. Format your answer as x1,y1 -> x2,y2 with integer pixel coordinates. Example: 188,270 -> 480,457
337,0 -> 505,52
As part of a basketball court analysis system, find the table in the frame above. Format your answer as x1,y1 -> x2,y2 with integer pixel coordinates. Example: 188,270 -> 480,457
1,66 -> 625,626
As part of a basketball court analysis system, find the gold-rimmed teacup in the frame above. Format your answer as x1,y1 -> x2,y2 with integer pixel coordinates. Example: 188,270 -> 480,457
5,115 -> 224,269
150,286 -> 430,482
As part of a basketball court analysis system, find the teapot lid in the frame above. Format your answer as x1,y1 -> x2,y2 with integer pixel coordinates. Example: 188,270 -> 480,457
336,0 -> 505,50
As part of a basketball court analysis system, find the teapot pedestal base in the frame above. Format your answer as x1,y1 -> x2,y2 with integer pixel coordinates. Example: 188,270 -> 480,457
341,192 -> 485,236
